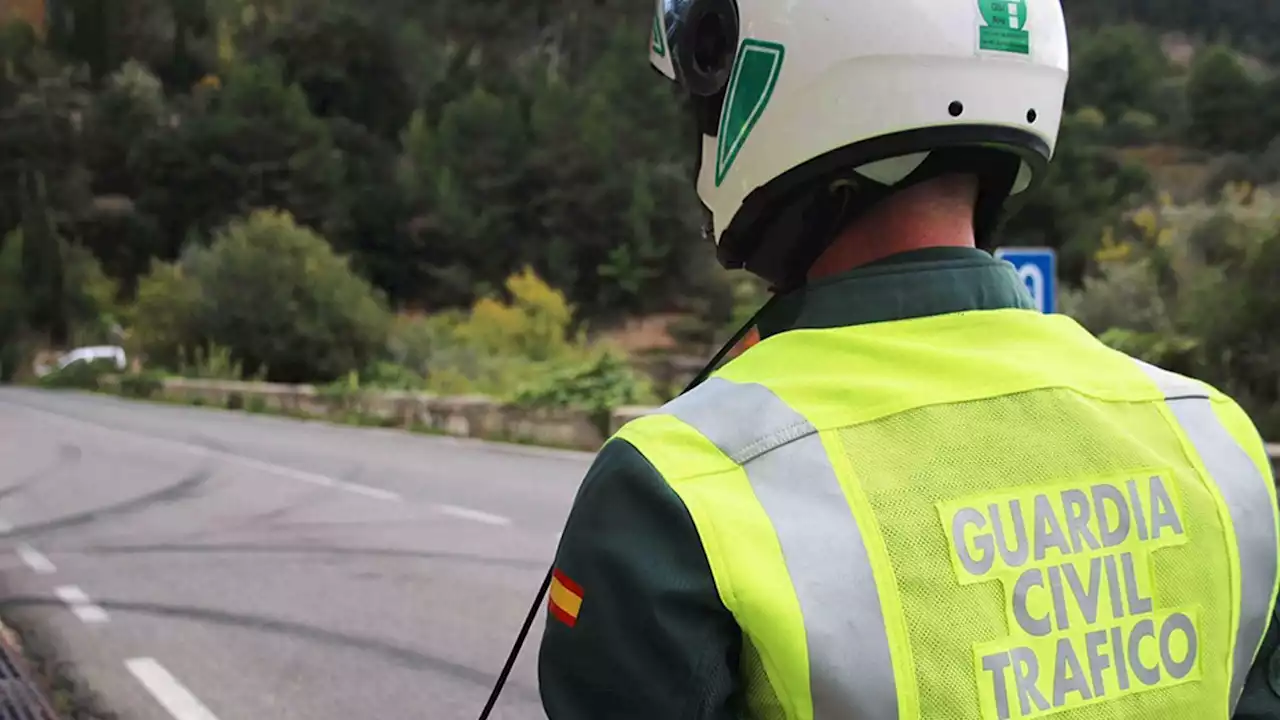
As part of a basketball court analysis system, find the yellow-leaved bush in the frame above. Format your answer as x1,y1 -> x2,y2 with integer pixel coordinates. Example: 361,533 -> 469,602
388,266 -> 589,397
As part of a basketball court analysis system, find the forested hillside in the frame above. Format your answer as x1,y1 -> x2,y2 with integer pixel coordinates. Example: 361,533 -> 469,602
2,0 -> 1279,435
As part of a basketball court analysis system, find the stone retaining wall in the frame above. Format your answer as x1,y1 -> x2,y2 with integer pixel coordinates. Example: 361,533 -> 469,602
109,378 -> 1280,473
117,377 -> 609,450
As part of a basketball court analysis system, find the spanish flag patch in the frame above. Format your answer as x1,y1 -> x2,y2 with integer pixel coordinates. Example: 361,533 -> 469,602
548,568 -> 584,627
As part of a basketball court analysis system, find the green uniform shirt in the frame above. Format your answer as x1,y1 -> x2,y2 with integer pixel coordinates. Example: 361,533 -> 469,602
536,246 -> 1280,719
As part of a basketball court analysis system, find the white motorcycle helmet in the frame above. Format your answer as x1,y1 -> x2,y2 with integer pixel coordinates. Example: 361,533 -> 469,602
651,0 -> 1070,289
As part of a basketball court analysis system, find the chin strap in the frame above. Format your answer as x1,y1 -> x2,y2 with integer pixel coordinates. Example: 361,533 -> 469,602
476,294 -> 780,719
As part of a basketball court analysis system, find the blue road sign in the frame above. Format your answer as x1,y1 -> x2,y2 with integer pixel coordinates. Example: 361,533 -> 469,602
995,247 -> 1057,314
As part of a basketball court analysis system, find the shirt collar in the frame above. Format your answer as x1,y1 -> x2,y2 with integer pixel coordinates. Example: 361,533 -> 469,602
754,247 -> 1036,339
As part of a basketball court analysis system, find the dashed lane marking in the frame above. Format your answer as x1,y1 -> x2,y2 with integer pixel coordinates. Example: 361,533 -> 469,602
436,504 -> 512,526
16,544 -> 56,574
127,658 -> 222,720
54,585 -> 109,624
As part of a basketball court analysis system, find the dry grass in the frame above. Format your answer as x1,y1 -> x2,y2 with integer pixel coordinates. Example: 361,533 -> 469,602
1117,145 -> 1224,204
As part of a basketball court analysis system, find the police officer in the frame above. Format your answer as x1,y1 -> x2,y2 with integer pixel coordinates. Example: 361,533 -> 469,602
537,0 -> 1280,717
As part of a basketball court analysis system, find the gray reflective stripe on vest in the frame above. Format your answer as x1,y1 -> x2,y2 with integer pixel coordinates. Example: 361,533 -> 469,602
1134,358 -> 1279,712
663,377 -> 898,719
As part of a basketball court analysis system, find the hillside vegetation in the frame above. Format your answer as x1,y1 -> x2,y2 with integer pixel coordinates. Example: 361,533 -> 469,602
2,0 -> 1279,436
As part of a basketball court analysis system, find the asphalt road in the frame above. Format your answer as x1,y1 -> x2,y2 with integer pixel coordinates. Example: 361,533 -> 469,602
0,387 -> 593,720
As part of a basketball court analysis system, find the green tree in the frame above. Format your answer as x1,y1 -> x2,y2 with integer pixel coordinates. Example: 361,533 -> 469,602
87,60 -> 167,196
997,116 -> 1155,283
1257,75 -> 1280,145
1185,46 -> 1264,152
0,43 -> 93,242
130,60 -> 344,258
1066,25 -> 1169,123
521,25 -> 718,319
19,173 -> 68,345
1064,0 -> 1280,62
325,117 -> 413,305
3,224 -> 118,357
399,87 -> 531,306
0,230 -> 28,380
268,7 -> 413,140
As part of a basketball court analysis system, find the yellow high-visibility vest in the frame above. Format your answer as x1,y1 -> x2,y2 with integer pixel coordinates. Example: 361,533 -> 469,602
616,308 -> 1279,720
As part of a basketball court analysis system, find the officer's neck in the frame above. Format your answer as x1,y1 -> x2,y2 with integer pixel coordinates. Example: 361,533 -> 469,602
807,177 -> 978,281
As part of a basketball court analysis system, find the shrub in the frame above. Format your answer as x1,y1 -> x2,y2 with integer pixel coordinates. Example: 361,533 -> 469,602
37,359 -> 117,390
359,360 -> 422,390
389,267 -> 591,398
385,311 -> 466,379
1112,110 -> 1160,146
1060,255 -> 1174,335
1070,107 -> 1108,137
129,209 -> 392,383
1067,190 -> 1280,437
176,343 -> 254,381
1205,137 -> 1280,198
117,370 -> 166,399
318,370 -> 364,411
458,266 -> 580,362
130,259 -> 201,370
191,210 -> 390,382
513,349 -> 658,433
390,312 -> 522,396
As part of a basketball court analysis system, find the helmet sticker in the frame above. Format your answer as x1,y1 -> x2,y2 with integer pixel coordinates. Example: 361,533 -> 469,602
652,14 -> 666,57
715,39 -> 785,187
978,0 -> 1030,55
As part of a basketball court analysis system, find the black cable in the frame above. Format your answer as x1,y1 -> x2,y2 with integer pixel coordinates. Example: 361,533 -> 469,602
676,294 -> 778,395
476,294 -> 780,719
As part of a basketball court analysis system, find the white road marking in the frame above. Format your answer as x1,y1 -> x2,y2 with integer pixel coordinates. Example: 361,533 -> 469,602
14,406 -> 402,502
54,585 -> 109,624
230,456 -> 402,501
330,481 -> 400,502
126,657 -> 221,720
16,544 -> 55,574
437,504 -> 512,526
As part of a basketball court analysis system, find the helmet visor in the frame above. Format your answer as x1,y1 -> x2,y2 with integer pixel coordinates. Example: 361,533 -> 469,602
660,0 -> 692,54
658,0 -> 737,96
653,0 -> 692,84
